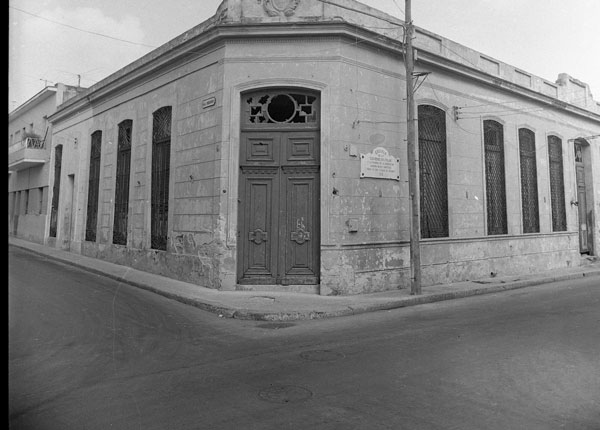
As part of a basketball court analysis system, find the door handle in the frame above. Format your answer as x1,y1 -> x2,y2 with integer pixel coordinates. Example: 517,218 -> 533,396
570,200 -> 579,206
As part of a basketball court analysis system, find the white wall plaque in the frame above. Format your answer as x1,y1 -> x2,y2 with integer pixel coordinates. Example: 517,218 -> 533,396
360,147 -> 400,180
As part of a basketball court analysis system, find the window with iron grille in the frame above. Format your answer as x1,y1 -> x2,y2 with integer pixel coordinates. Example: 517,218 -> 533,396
15,192 -> 21,215
151,107 -> 172,251
10,193 -> 15,216
418,105 -> 448,238
113,120 -> 132,245
38,187 -> 44,214
519,128 -> 539,233
548,135 -> 566,231
574,142 -> 583,163
484,120 -> 507,235
85,131 -> 102,242
49,145 -> 62,237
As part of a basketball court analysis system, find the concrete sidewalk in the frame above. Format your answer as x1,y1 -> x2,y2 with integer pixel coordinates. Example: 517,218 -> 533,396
9,237 -> 600,321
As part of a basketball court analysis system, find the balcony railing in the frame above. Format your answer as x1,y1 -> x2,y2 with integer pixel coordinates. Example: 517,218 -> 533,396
9,137 -> 45,153
8,137 -> 48,171
25,136 -> 45,149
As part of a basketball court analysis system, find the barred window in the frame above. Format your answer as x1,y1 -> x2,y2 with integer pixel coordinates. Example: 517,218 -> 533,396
418,105 -> 448,238
38,187 -> 44,215
49,145 -> 62,238
151,107 -> 172,251
113,120 -> 133,245
484,120 -> 507,235
86,131 -> 102,242
519,128 -> 539,233
548,135 -> 566,231
24,190 -> 30,214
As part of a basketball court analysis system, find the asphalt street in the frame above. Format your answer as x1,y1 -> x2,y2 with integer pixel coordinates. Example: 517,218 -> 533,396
9,246 -> 600,430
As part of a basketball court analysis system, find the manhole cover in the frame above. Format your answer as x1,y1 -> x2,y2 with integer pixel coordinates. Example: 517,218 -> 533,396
256,322 -> 295,329
300,349 -> 345,362
258,385 -> 312,403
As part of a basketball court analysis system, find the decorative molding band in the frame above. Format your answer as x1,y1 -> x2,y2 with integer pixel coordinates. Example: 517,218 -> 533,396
225,36 -> 342,45
281,165 -> 320,174
222,55 -> 342,64
240,166 -> 279,174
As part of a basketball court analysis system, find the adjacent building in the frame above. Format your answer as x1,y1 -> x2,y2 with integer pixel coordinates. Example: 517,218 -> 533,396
32,0 -> 599,295
9,83 -> 85,244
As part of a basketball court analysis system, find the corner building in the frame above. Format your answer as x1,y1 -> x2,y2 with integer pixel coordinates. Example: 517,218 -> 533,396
47,0 -> 600,295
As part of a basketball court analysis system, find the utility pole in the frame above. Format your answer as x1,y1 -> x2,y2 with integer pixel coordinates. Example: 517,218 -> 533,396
405,0 -> 421,295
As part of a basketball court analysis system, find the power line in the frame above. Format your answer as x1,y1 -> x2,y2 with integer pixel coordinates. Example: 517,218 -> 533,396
389,0 -> 405,17
10,6 -> 157,49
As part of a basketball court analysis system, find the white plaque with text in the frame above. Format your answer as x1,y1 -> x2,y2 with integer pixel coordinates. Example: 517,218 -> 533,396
360,147 -> 400,180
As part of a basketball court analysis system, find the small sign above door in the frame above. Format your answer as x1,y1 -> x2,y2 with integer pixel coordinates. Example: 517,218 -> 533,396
360,147 -> 400,180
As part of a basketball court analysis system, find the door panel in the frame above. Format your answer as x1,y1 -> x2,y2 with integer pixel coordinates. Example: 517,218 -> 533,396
241,170 -> 279,282
280,168 -> 320,285
283,132 -> 319,164
243,135 -> 279,164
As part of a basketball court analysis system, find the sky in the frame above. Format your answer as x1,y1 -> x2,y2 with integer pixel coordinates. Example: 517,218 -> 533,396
8,0 -> 600,112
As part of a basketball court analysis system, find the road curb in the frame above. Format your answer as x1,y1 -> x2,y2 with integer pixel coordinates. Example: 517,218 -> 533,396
230,270 -> 600,321
10,241 -> 600,321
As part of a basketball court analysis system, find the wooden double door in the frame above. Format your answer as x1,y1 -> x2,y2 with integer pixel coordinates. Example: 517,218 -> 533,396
238,130 -> 320,285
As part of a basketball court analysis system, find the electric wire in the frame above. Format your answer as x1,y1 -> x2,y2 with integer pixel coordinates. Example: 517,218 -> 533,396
389,0 -> 405,17
10,6 -> 157,48
11,2 -> 595,136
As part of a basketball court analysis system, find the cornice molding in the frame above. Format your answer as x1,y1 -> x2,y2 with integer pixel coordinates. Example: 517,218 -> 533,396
48,20 -> 599,125
416,49 -> 600,124
9,88 -> 56,120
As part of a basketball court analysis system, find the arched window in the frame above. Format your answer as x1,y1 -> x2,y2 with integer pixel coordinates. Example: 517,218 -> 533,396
151,107 -> 172,250
484,120 -> 507,235
113,120 -> 133,245
548,135 -> 566,231
86,131 -> 102,242
418,105 -> 448,238
519,128 -> 539,233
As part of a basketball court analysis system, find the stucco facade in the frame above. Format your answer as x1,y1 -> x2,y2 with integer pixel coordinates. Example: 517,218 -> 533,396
8,84 -> 84,244
45,0 -> 599,295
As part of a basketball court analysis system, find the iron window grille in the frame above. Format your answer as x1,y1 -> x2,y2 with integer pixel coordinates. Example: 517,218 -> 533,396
151,107 -> 172,251
548,135 -> 566,231
519,128 -> 539,233
484,120 -> 508,235
49,145 -> 62,238
574,142 -> 583,163
418,105 -> 448,238
113,120 -> 132,245
85,131 -> 102,242
38,187 -> 44,215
